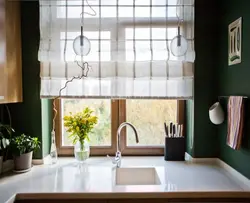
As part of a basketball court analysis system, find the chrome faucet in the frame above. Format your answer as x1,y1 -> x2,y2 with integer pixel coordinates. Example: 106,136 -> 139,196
107,122 -> 139,168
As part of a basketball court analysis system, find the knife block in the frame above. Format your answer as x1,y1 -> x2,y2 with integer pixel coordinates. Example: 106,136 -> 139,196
164,137 -> 185,161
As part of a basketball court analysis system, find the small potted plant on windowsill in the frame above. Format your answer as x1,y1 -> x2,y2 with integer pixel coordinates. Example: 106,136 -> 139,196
10,133 -> 40,172
63,107 -> 98,162
0,123 -> 14,174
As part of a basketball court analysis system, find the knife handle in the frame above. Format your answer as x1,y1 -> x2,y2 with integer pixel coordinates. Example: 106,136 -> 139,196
180,125 -> 183,137
176,125 -> 180,137
164,122 -> 168,137
173,124 -> 176,137
169,122 -> 173,137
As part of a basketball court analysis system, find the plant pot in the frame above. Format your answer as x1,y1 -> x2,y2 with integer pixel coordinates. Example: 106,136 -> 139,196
74,140 -> 90,162
0,156 -> 3,174
13,151 -> 33,172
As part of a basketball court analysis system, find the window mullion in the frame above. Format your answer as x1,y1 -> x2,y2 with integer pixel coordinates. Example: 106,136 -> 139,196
118,99 -> 126,151
111,99 -> 119,154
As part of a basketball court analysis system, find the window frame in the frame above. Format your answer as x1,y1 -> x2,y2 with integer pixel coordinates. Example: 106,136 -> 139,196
55,99 -> 185,156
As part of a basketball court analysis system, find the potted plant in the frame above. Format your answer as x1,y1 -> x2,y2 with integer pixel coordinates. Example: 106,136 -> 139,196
10,133 -> 40,172
64,107 -> 98,162
0,123 -> 14,174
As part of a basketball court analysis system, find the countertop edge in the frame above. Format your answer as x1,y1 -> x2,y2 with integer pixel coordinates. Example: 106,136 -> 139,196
14,192 -> 250,200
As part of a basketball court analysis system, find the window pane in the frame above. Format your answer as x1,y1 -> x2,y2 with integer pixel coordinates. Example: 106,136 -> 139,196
57,0 -> 100,18
126,41 -> 151,61
135,7 -> 150,17
61,99 -> 111,146
57,1 -> 178,18
101,7 -> 116,17
126,100 -> 177,146
153,41 -> 168,60
125,28 -> 178,61
126,28 -> 150,40
152,7 -> 166,18
119,7 -> 133,17
60,32 -> 110,40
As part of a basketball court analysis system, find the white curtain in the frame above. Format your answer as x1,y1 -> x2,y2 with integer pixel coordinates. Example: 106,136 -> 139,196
38,0 -> 195,99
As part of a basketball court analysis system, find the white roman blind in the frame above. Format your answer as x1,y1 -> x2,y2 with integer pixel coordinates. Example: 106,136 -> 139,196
38,0 -> 195,99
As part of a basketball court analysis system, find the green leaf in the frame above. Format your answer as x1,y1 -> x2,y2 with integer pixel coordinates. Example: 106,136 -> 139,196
10,133 -> 41,155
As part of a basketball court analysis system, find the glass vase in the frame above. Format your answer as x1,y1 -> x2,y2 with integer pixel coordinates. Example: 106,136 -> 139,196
74,139 -> 90,162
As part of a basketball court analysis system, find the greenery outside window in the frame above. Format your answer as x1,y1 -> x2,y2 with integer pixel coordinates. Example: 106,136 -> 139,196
55,99 -> 184,156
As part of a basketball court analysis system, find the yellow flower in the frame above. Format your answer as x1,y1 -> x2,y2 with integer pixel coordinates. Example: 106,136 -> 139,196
88,117 -> 96,123
63,107 -> 98,144
63,116 -> 70,120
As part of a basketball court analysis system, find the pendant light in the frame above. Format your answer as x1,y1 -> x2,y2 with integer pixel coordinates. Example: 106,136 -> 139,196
170,0 -> 188,57
170,25 -> 188,57
73,0 -> 95,57
73,26 -> 91,56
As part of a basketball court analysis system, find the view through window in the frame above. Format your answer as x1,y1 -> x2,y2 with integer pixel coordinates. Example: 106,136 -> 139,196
59,99 -> 179,155
126,100 -> 177,146
61,99 -> 112,146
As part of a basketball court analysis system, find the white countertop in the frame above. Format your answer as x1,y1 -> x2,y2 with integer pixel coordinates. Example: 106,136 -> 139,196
0,156 -> 248,203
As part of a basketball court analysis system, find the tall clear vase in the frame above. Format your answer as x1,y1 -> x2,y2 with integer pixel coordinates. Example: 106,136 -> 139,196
74,139 -> 90,162
50,130 -> 58,164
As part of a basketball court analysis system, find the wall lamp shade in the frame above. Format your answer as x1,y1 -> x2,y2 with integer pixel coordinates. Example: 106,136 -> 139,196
209,102 -> 225,125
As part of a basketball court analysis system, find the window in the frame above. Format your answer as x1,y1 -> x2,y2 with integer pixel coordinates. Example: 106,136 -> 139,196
52,0 -> 186,155
55,99 -> 184,155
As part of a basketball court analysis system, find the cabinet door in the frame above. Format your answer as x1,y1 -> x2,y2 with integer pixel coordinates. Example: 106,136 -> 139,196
0,0 -> 6,101
15,199 -> 108,203
0,0 -> 22,104
108,199 -> 169,203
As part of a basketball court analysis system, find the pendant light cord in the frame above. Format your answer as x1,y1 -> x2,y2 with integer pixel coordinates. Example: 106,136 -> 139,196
52,62 -> 90,131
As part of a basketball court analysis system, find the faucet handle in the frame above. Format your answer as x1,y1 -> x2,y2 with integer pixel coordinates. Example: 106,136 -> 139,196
115,151 -> 121,159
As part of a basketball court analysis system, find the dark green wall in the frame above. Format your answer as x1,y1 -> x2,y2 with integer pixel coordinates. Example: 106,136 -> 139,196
8,1 -> 42,158
42,99 -> 52,157
7,1 -> 52,159
185,100 -> 194,156
191,0 -> 219,158
218,0 -> 250,179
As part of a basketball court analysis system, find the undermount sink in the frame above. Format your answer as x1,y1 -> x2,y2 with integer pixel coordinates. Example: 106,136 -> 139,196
115,167 -> 161,185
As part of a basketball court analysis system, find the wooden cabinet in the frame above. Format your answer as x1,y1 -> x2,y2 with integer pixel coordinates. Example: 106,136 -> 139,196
14,198 -> 250,203
0,0 -> 22,104
15,200 -> 107,203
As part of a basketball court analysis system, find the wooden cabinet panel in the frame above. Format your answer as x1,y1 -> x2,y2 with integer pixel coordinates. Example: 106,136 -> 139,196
0,0 -> 6,100
0,0 -> 22,104
15,198 -> 250,203
108,198 -> 250,203
15,199 -> 107,203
